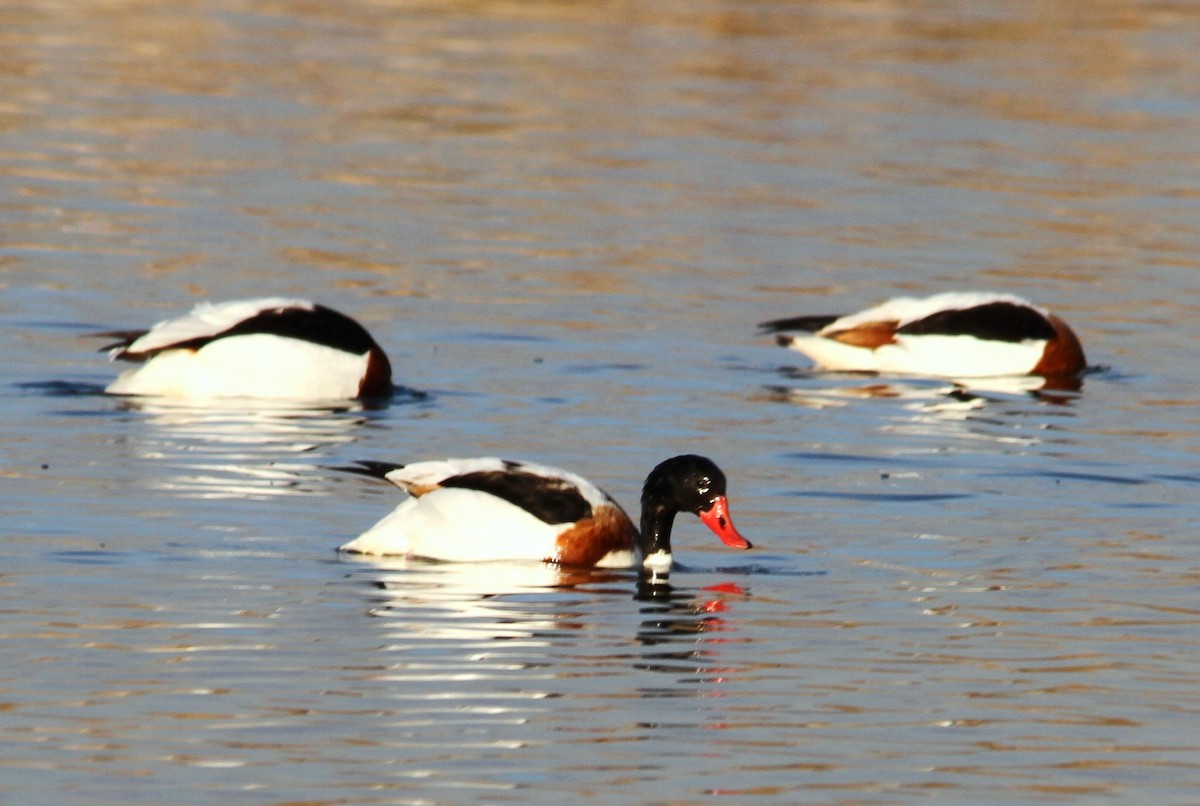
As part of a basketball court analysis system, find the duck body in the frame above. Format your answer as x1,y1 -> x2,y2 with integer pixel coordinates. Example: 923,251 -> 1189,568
338,455 -> 751,571
101,298 -> 392,399
760,291 -> 1086,379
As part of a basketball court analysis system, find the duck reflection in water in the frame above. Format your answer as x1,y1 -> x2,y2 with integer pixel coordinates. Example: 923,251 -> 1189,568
106,394 -> 420,499
343,556 -> 631,642
634,571 -> 748,681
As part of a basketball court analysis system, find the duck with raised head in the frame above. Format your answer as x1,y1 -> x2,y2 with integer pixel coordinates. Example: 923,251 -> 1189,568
99,297 -> 393,399
759,291 -> 1086,380
337,454 -> 752,571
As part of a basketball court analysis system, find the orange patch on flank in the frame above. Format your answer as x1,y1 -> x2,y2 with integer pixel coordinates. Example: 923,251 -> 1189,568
1032,314 -> 1087,378
401,482 -> 442,497
552,503 -> 638,567
825,320 -> 899,349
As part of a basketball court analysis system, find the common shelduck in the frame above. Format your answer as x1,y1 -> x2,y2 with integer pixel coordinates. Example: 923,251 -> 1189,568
99,297 -> 393,399
337,454 -> 752,571
759,291 -> 1086,380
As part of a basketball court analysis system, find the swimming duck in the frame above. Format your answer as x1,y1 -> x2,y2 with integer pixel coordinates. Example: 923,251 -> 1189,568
760,291 -> 1086,379
337,454 -> 751,571
99,297 -> 392,399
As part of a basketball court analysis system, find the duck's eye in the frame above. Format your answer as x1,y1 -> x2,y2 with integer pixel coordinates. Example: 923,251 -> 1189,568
697,477 -> 711,495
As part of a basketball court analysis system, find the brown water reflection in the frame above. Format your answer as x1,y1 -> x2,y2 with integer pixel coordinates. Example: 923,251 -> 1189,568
4,0 -> 1200,802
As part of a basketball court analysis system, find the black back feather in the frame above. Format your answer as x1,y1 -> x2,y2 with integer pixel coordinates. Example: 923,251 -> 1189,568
109,304 -> 384,359
441,470 -> 593,525
897,302 -> 1055,342
184,304 -> 383,356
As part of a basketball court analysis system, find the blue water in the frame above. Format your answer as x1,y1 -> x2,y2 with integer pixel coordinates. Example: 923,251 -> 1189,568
4,1 -> 1200,802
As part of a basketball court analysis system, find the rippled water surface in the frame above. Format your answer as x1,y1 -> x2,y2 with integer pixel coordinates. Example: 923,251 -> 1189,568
4,1 -> 1200,802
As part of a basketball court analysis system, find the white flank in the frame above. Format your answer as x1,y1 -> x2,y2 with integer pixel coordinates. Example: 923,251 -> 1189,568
881,334 -> 1045,377
338,487 -> 567,560
782,335 -> 889,373
105,334 -> 369,398
785,332 -> 1046,377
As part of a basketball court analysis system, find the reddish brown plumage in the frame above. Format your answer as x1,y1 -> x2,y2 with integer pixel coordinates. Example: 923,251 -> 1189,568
358,346 -> 394,397
552,503 -> 638,567
1031,314 -> 1087,378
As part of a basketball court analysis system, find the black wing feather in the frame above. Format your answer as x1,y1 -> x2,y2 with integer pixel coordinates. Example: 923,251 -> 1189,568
190,304 -> 382,356
758,314 -> 842,334
441,470 -> 593,525
334,461 -> 406,481
92,329 -> 150,355
111,304 -> 384,359
897,302 -> 1055,342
